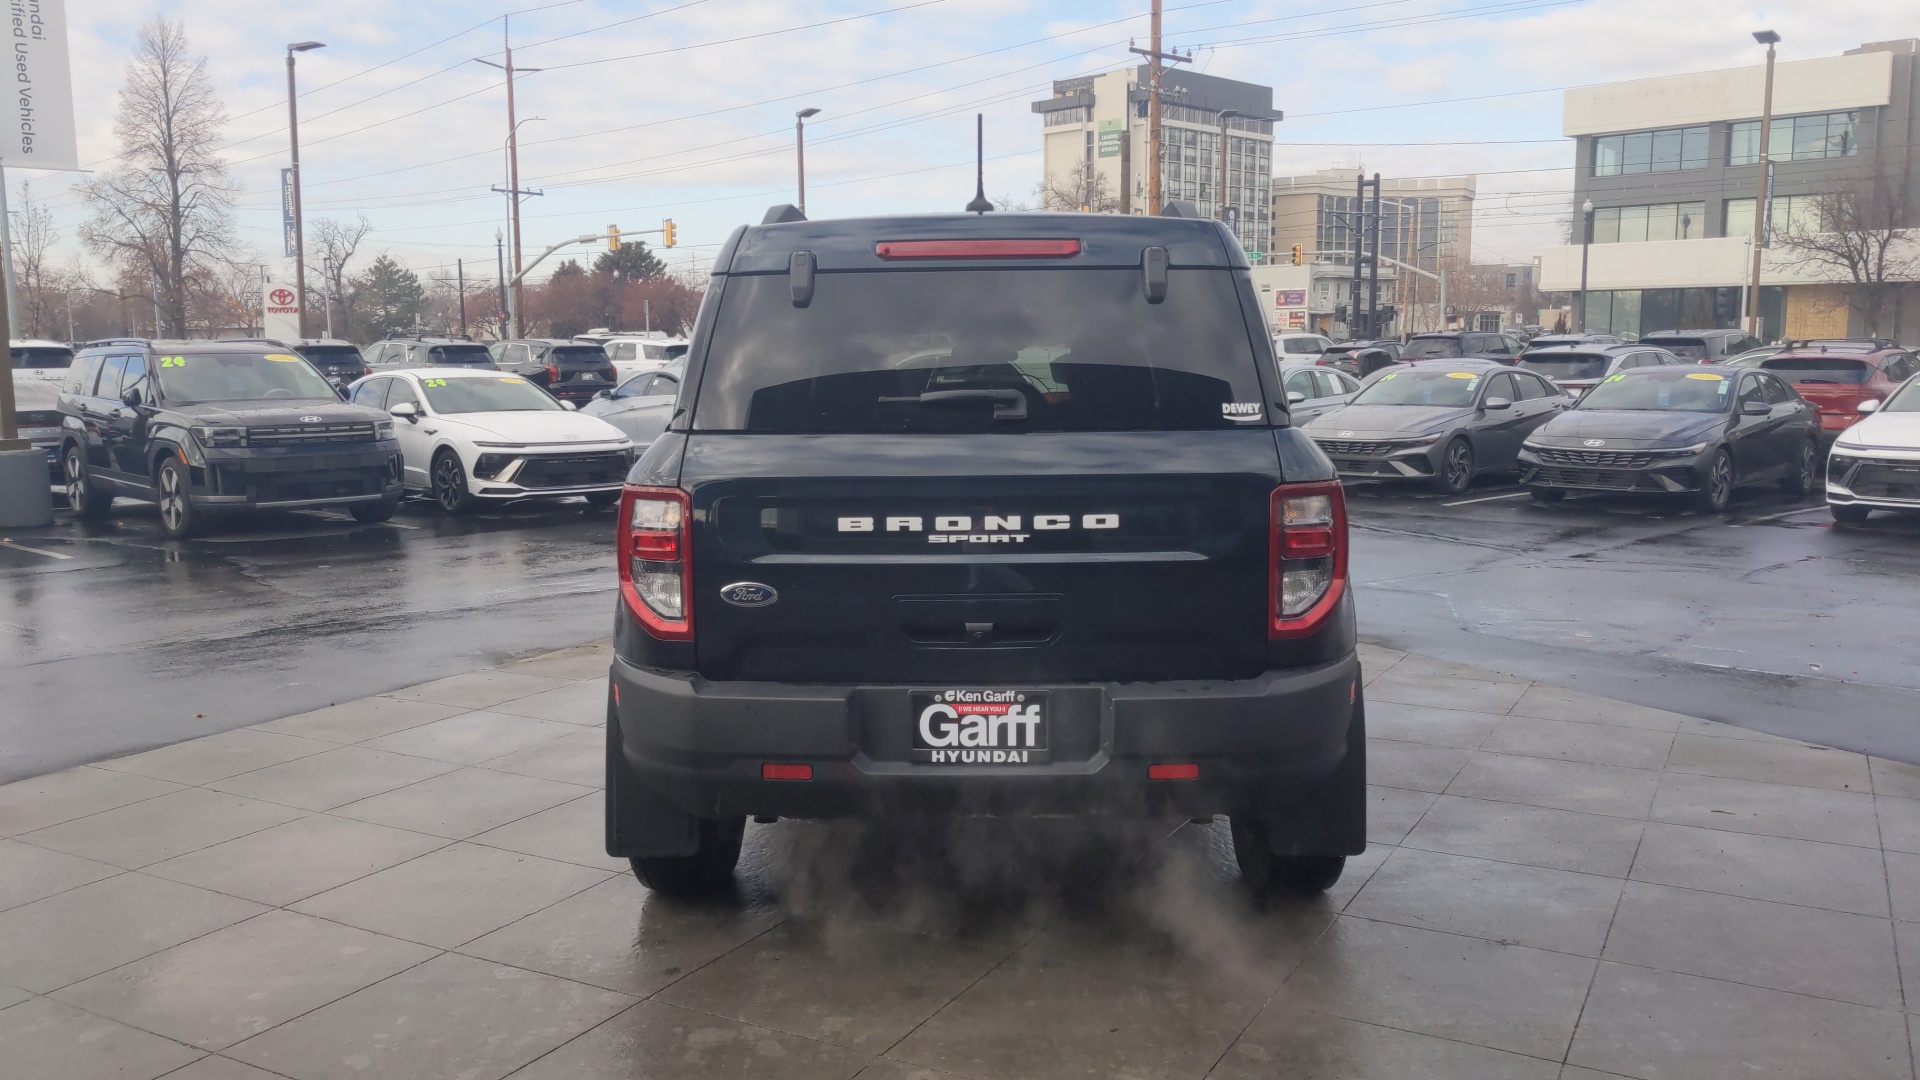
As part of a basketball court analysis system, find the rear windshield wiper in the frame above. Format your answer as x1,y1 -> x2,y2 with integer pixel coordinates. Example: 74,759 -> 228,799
878,388 -> 1028,420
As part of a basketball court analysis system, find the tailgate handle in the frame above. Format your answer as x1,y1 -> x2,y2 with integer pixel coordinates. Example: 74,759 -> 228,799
898,597 -> 1061,646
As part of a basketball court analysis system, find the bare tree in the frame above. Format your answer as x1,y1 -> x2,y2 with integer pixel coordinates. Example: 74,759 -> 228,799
1034,169 -> 1120,213
307,215 -> 372,340
77,17 -> 237,337
1771,174 -> 1917,337
12,182 -> 62,338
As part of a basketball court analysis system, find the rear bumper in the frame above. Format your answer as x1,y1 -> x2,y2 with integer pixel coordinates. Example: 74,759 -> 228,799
609,652 -> 1361,821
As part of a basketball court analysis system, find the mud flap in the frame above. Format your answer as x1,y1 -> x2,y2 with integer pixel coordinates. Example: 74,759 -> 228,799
1261,681 -> 1368,857
605,703 -> 701,858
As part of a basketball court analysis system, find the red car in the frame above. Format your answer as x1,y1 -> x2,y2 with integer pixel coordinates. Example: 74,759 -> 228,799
1738,342 -> 1920,441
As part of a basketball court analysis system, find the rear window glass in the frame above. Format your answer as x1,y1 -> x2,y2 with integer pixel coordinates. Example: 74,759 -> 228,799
694,268 -> 1266,433
1403,337 -> 1463,359
551,346 -> 610,364
426,344 -> 493,365
1641,337 -> 1709,360
299,346 -> 363,366
12,346 -> 72,368
1521,354 -> 1611,380
1759,357 -> 1872,384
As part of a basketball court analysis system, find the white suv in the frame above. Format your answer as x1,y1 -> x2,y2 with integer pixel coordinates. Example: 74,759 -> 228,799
596,335 -> 688,381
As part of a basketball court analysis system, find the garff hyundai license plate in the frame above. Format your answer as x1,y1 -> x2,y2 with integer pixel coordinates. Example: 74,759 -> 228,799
911,689 -> 1049,764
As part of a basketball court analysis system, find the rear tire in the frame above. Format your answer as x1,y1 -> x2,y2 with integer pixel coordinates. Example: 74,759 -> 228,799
1782,440 -> 1817,496
350,496 -> 400,523
1230,816 -> 1346,897
1831,504 -> 1872,525
64,446 -> 111,520
1431,437 -> 1473,495
629,818 -> 746,896
155,458 -> 203,539
1528,487 -> 1565,503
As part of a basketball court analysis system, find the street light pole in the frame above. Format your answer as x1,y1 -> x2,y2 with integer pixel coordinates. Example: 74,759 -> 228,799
286,41 -> 325,341
795,108 -> 820,214
1747,30 -> 1780,338
1578,198 -> 1594,332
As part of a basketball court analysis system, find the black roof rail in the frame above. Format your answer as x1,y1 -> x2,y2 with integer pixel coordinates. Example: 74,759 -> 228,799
762,204 -> 807,225
80,337 -> 152,348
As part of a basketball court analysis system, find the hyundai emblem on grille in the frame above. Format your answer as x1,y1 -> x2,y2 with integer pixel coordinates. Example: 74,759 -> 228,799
1337,430 -> 1354,437
719,582 -> 779,607
300,415 -> 323,423
1584,439 -> 1606,447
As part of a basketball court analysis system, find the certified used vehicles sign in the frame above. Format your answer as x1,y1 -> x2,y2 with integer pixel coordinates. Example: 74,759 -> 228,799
912,689 -> 1049,764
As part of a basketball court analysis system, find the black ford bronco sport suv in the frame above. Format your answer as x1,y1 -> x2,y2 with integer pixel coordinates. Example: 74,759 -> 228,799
60,339 -> 404,538
606,208 -> 1363,897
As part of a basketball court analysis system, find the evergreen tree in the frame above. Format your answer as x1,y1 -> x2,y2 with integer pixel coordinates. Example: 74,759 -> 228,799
594,240 -> 666,281
352,255 -> 426,340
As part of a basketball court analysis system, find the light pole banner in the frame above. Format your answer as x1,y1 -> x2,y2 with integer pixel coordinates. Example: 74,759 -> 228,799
281,169 -> 297,257
263,281 -> 300,341
5,0 -> 77,171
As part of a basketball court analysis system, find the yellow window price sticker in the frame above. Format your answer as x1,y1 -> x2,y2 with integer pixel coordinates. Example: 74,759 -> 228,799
159,356 -> 186,368
422,378 -> 449,388
265,353 -> 302,363
1445,372 -> 1478,379
1380,373 -> 1397,381
1684,373 -> 1724,381
499,376 -> 526,383
1605,373 -> 1626,382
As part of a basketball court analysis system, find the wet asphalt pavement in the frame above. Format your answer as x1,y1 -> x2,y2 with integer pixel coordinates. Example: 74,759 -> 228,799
3,478 -> 1918,783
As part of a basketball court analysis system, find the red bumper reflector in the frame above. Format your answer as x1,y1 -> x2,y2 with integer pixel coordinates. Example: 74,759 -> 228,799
875,238 -> 1081,259
1149,763 -> 1200,781
762,763 -> 813,781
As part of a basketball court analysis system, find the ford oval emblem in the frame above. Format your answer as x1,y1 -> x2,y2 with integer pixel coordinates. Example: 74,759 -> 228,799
719,582 -> 778,608
1583,438 -> 1606,447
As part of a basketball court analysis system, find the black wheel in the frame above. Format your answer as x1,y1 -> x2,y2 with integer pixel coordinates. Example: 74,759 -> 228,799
350,496 -> 400,523
1692,449 -> 1734,513
155,458 -> 202,539
1528,487 -> 1566,503
1782,440 -> 1817,496
584,490 -> 621,509
64,445 -> 111,520
630,817 -> 746,896
431,450 -> 476,515
1831,504 -> 1872,525
1229,815 -> 1346,897
1431,437 -> 1473,495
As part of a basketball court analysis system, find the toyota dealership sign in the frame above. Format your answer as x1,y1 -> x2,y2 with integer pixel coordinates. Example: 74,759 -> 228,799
263,281 -> 300,341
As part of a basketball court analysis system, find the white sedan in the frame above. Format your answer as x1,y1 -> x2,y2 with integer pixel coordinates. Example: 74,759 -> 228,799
1827,373 -> 1920,525
346,367 -> 635,513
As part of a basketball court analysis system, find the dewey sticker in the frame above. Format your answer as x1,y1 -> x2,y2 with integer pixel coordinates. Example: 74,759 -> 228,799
1222,402 -> 1264,420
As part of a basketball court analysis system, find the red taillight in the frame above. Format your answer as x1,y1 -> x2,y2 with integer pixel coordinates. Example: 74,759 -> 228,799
545,363 -> 561,385
1270,480 -> 1348,639
874,239 -> 1081,260
617,485 -> 693,640
1149,763 -> 1199,780
762,763 -> 813,781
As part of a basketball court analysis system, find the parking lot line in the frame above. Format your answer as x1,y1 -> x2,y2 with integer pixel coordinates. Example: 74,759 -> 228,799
1730,506 -> 1829,526
1443,491 -> 1530,506
0,539 -> 75,560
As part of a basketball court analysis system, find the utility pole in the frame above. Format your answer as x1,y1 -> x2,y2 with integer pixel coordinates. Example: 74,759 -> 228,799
475,23 -> 543,338
457,259 -> 467,338
1215,109 -> 1240,220
795,107 -> 820,214
494,230 -> 507,338
1130,0 -> 1190,216
1746,29 -> 1780,338
286,42 -> 326,340
1368,173 -> 1382,338
1349,175 -> 1366,338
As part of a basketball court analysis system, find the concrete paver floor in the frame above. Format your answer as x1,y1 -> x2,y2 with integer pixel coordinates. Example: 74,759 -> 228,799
3,641 -> 1918,1080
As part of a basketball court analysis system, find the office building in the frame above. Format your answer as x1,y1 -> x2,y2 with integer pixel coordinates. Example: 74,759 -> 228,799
1537,40 -> 1920,341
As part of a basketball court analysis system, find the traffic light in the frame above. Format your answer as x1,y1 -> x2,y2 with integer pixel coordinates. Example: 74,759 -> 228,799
1291,244 -> 1304,266
608,225 -> 620,252
662,219 -> 677,248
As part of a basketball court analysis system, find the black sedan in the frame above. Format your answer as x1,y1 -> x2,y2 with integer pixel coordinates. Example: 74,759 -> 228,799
1518,364 -> 1820,512
1317,340 -> 1402,378
1303,361 -> 1569,494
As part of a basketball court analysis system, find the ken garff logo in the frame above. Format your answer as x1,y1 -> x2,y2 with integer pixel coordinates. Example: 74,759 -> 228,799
718,582 -> 778,608
300,415 -> 324,423
1583,439 -> 1606,447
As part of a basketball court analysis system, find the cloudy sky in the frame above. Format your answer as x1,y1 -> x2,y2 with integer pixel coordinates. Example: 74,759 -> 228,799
31,0 -> 1918,285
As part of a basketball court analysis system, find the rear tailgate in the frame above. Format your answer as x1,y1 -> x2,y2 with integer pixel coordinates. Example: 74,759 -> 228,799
681,431 -> 1281,684
549,345 -> 618,389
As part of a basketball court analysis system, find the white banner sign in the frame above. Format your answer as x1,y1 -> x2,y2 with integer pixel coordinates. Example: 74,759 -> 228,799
5,0 -> 77,171
263,281 -> 300,341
